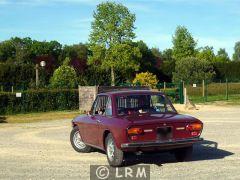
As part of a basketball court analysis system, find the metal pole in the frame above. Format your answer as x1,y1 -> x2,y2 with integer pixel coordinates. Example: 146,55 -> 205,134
205,81 -> 208,102
35,64 -> 39,88
226,78 -> 229,100
202,79 -> 205,97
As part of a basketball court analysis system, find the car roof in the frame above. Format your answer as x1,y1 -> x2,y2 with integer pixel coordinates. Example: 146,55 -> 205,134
98,90 -> 164,96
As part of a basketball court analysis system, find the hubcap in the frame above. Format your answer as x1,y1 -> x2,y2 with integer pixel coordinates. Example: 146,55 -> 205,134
107,139 -> 115,161
73,131 -> 86,149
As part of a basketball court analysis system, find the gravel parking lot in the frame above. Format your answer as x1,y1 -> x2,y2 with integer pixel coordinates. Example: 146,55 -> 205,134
0,105 -> 240,180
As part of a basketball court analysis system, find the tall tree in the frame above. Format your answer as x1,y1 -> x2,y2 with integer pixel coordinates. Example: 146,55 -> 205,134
215,48 -> 230,62
172,26 -> 197,60
88,2 -> 138,86
232,42 -> 240,61
197,46 -> 215,62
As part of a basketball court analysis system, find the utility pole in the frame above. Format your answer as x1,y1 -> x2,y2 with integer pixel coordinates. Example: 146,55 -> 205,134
35,64 -> 39,88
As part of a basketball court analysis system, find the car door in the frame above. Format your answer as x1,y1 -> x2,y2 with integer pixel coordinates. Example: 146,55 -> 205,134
82,96 -> 100,146
83,95 -> 109,146
94,96 -> 113,147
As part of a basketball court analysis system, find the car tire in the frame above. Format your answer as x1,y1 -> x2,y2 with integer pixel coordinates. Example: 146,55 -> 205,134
70,126 -> 92,153
105,133 -> 124,167
174,146 -> 193,162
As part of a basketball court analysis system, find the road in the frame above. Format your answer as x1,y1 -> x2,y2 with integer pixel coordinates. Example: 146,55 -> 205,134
0,105 -> 239,179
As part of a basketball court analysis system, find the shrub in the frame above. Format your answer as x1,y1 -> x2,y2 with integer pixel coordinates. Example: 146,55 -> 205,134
50,65 -> 77,89
133,72 -> 158,88
0,89 -> 79,115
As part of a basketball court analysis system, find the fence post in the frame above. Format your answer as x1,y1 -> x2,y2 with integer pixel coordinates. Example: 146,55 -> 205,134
164,82 -> 166,91
205,81 -> 208,102
179,81 -> 184,104
202,79 -> 205,97
226,78 -> 229,100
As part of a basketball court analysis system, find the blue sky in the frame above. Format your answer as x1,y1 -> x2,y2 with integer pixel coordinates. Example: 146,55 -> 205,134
0,0 -> 239,57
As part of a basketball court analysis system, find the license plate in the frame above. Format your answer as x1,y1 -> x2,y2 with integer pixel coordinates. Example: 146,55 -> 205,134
157,126 -> 173,140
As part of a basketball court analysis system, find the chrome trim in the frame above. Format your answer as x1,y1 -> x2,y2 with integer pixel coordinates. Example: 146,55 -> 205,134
121,137 -> 203,148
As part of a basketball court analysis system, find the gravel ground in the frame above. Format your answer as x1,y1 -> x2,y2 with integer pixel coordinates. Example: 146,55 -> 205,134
0,105 -> 240,180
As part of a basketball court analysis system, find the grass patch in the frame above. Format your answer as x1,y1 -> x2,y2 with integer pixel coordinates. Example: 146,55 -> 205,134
189,94 -> 240,105
0,110 -> 81,124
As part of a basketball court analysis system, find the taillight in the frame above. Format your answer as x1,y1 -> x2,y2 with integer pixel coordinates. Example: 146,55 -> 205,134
186,123 -> 203,131
127,127 -> 143,135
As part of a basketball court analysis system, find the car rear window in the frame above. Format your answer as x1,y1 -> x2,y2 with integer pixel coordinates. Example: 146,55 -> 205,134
116,94 -> 176,115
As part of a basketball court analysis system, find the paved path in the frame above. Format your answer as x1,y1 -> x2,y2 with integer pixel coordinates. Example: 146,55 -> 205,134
0,105 -> 239,179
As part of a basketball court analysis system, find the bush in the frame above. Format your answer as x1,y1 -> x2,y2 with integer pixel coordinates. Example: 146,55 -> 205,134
0,63 -> 35,91
133,72 -> 158,88
50,65 -> 77,89
0,89 -> 79,115
173,57 -> 215,84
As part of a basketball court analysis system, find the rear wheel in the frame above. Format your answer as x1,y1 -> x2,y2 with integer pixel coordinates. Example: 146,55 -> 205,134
174,146 -> 193,162
70,126 -> 92,153
105,133 -> 124,167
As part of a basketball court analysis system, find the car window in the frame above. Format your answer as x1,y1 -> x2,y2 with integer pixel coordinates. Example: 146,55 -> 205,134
93,95 -> 109,115
105,97 -> 112,116
116,94 -> 176,115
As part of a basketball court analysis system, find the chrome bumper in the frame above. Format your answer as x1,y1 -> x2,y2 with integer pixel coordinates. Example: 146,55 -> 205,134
121,137 -> 203,148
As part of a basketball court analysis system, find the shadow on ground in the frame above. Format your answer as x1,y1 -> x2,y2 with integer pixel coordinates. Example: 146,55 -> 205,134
0,116 -> 7,123
124,140 -> 234,166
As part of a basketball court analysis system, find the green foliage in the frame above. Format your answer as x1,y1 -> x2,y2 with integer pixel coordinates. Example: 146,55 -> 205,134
50,65 -> 77,88
213,61 -> 240,82
88,43 -> 141,85
161,48 -> 174,61
0,63 -> 35,90
0,89 -> 78,115
172,26 -> 197,60
134,41 -> 156,72
89,1 -> 136,47
173,57 -> 215,84
89,1 -> 137,85
197,46 -> 215,62
133,72 -> 158,88
232,41 -> 240,61
215,48 -> 230,62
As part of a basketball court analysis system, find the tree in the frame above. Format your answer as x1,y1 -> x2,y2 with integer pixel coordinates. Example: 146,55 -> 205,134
197,46 -> 215,62
215,48 -> 230,62
172,26 -> 197,60
232,42 -> 240,61
133,41 -> 157,72
89,2 -> 137,86
88,43 -> 141,84
50,63 -> 77,89
172,57 -> 215,84
62,44 -> 88,74
133,72 -> 158,88
162,48 -> 174,61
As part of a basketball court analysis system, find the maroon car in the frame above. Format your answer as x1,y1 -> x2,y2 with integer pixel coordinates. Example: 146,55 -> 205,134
70,90 -> 203,166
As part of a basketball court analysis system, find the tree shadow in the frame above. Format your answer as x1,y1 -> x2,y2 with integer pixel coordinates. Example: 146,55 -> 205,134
124,140 -> 234,167
0,116 -> 7,123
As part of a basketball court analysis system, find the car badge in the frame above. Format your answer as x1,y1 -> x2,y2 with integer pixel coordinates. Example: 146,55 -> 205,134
163,123 -> 166,126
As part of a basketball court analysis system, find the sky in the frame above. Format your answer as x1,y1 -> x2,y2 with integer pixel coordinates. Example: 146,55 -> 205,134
0,0 -> 240,57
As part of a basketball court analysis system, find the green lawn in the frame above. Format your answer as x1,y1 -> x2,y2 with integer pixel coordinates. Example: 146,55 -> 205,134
189,94 -> 240,105
0,110 -> 81,124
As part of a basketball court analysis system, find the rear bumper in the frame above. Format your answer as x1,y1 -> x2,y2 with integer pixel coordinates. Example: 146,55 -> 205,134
121,137 -> 203,149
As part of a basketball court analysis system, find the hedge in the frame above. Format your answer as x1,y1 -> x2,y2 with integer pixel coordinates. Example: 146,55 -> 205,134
0,89 -> 79,115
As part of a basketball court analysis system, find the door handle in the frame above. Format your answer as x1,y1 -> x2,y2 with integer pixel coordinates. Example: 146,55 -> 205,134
96,119 -> 101,123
